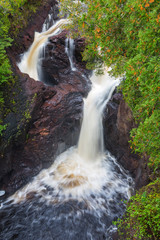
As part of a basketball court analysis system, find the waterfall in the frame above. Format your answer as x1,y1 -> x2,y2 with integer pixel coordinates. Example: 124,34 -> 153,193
0,16 -> 134,240
65,38 -> 77,71
18,19 -> 69,80
3,70 -> 129,202
78,71 -> 119,162
42,9 -> 55,32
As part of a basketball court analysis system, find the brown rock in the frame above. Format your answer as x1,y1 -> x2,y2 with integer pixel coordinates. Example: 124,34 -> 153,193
0,1 -> 90,197
104,93 -> 150,190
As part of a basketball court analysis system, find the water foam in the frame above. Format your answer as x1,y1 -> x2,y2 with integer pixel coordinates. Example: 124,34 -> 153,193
6,70 -> 132,209
0,65 -> 134,239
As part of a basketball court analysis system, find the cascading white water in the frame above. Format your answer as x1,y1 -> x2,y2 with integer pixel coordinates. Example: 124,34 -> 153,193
4,70 -> 130,203
42,8 -> 55,32
18,19 -> 69,80
78,72 -> 119,162
0,69 -> 133,240
65,38 -> 76,71
0,18 -> 134,240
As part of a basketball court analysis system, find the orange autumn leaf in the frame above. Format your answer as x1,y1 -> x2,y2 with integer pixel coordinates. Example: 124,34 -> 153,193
96,27 -> 100,33
95,3 -> 100,8
156,15 -> 160,23
145,3 -> 150,7
140,5 -> 143,10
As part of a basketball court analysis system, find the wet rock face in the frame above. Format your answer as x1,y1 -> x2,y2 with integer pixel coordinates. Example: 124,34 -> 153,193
11,0 -> 59,57
40,31 -> 89,86
104,93 -> 149,190
0,4 -> 90,196
1,51 -> 90,196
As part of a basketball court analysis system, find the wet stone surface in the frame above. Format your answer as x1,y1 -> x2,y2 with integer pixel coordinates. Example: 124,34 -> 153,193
0,27 -> 91,197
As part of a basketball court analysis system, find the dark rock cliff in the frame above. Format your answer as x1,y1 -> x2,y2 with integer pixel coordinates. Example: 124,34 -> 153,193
0,1 -> 90,196
104,93 -> 150,190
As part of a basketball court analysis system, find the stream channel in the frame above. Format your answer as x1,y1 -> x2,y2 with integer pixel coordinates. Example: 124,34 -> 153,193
0,12 -> 134,240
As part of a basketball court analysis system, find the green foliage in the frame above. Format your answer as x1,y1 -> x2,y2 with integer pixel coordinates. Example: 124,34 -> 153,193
60,0 -> 160,172
117,179 -> 160,239
130,110 -> 160,171
0,5 -> 13,131
1,0 -> 41,39
0,124 -> 7,136
0,8 -> 12,87
0,0 -> 43,135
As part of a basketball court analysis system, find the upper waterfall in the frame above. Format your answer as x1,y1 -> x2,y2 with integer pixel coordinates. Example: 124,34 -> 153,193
18,19 -> 69,80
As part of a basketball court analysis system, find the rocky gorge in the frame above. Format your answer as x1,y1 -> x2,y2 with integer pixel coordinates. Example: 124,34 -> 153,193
0,0 -> 149,202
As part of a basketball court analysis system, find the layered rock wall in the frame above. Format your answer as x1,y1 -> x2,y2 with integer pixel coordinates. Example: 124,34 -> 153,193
104,93 -> 150,190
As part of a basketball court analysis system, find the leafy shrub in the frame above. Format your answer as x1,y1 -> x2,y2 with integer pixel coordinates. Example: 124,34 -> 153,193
0,0 -> 43,135
117,179 -> 160,239
0,5 -> 12,132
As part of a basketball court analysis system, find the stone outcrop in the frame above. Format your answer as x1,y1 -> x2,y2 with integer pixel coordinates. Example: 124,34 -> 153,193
0,2 -> 90,197
104,93 -> 150,190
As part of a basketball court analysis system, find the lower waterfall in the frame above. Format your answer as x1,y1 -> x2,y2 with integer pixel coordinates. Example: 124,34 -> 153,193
0,69 -> 133,240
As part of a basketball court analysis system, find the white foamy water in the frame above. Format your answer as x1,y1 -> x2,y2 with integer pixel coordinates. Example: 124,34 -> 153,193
7,147 -> 132,209
1,62 -> 134,240
5,70 -> 132,209
78,71 -> 119,162
18,19 -> 69,80
65,38 -> 77,71
42,8 -> 55,32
